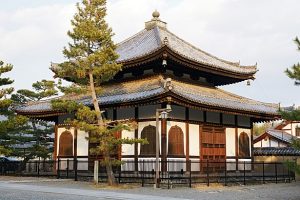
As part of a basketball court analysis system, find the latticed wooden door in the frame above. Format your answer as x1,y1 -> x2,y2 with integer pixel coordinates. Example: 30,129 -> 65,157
200,126 -> 226,172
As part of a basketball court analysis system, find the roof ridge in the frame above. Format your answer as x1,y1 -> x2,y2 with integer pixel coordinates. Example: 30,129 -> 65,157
116,29 -> 147,47
153,26 -> 163,47
161,28 -> 257,70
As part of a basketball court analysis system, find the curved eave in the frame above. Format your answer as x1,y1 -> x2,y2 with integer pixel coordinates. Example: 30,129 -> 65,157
16,92 -> 279,121
97,91 -> 280,120
166,92 -> 279,120
16,75 -> 279,121
16,110 -> 67,122
118,46 -> 257,81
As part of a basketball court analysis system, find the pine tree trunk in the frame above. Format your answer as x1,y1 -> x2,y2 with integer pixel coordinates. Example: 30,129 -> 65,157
88,71 -> 116,185
88,71 -> 103,126
104,151 -> 116,186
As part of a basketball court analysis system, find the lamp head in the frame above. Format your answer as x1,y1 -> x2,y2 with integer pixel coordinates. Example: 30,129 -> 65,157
165,104 -> 172,112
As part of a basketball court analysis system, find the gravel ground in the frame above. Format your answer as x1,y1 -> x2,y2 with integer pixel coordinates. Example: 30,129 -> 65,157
0,176 -> 299,200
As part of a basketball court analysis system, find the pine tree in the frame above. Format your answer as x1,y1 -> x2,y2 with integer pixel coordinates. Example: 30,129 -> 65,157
285,37 -> 300,84
0,60 -> 28,155
52,0 -> 145,185
283,37 -> 300,174
281,38 -> 300,121
11,80 -> 58,163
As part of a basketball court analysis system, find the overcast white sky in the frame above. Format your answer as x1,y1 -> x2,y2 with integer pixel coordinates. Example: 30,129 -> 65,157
0,0 -> 299,106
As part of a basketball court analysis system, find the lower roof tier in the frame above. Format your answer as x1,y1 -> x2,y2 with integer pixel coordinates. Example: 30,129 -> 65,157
15,75 -> 279,120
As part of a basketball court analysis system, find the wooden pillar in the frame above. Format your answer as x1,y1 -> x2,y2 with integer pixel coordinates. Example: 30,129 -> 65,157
53,125 -> 58,172
250,127 -> 254,170
134,107 -> 139,171
185,107 -> 190,171
74,128 -> 78,158
53,125 -> 58,161
235,127 -> 239,171
161,118 -> 167,172
186,122 -> 190,171
199,125 -> 203,171
113,131 -> 122,160
74,128 -> 78,170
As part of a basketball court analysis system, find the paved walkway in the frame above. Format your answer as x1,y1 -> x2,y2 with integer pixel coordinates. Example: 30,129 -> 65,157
0,181 -> 185,200
0,177 -> 299,200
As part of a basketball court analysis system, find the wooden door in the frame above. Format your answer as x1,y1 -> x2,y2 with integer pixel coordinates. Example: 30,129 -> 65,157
200,125 -> 226,172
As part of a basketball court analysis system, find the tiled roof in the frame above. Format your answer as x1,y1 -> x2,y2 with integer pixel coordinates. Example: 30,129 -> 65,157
116,26 -> 257,75
16,76 -> 278,117
254,147 -> 300,156
265,129 -> 296,143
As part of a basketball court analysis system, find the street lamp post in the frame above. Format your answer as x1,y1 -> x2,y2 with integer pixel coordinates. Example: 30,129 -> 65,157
155,105 -> 172,188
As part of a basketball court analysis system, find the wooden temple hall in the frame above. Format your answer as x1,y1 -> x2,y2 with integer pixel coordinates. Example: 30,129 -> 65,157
16,11 -> 279,172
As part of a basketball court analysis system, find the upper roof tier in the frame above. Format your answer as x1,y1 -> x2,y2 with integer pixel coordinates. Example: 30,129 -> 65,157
115,11 -> 257,80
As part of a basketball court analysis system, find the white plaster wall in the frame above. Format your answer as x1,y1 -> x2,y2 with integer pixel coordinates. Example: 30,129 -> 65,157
282,123 -> 293,135
270,139 -> 279,147
166,121 -> 186,155
121,130 -> 135,155
138,121 -> 161,155
77,158 -> 88,170
57,127 -> 75,156
138,157 -> 158,171
167,157 -> 186,171
254,137 -> 288,148
226,128 -> 235,157
121,158 -> 135,171
237,159 -> 252,171
190,158 -> 200,171
254,141 -> 261,147
254,138 -> 269,147
291,122 -> 300,137
226,159 -> 236,171
279,142 -> 288,147
261,137 -> 270,147
189,124 -> 199,156
59,158 -> 74,170
77,130 -> 89,156
238,128 -> 251,155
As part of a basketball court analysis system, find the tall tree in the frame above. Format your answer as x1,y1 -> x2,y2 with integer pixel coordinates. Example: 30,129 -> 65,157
283,37 -> 300,174
285,37 -> 300,84
11,80 -> 58,163
282,37 -> 300,119
52,0 -> 144,185
0,60 -> 28,155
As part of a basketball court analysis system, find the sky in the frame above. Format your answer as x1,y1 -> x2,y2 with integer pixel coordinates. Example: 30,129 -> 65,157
0,0 -> 299,107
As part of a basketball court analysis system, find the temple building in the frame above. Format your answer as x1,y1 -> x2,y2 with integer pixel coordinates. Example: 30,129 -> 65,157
16,11 -> 280,172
